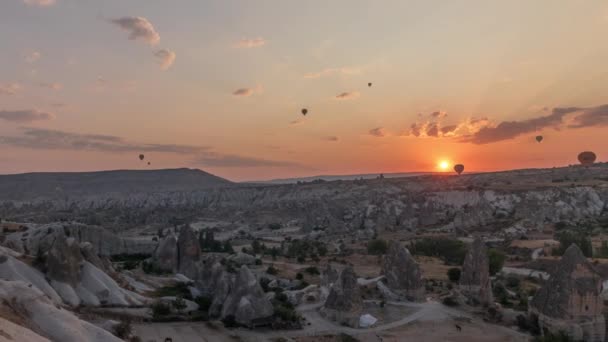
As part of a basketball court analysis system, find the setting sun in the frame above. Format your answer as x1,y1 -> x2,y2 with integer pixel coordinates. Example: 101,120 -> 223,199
438,160 -> 450,171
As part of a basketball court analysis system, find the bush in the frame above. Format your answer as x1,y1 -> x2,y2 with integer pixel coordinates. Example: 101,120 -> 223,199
172,296 -> 187,313
151,301 -> 171,319
268,223 -> 282,230
488,249 -> 506,276
154,283 -> 192,299
221,315 -> 238,328
442,296 -> 459,307
194,296 -> 212,312
266,265 -> 278,275
338,333 -> 360,342
304,266 -> 320,275
447,268 -> 461,282
533,331 -> 573,342
554,230 -> 592,257
112,319 -> 132,339
367,239 -> 388,255
411,238 -> 467,265
255,258 -> 263,265
295,273 -> 303,280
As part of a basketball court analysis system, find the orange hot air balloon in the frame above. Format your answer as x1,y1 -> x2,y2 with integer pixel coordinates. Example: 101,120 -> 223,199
578,151 -> 596,166
454,164 -> 464,175
535,135 -> 543,143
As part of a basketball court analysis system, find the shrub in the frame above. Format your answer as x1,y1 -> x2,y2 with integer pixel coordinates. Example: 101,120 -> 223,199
295,273 -> 303,280
112,319 -> 132,339
447,268 -> 461,282
266,265 -> 278,275
488,249 -> 506,276
221,315 -> 237,328
304,266 -> 320,275
268,223 -> 282,230
554,230 -> 592,257
172,296 -> 187,313
194,296 -> 212,312
154,283 -> 192,299
442,296 -> 459,307
255,258 -> 263,265
411,238 -> 467,265
151,301 -> 171,319
338,333 -> 359,342
367,239 -> 388,255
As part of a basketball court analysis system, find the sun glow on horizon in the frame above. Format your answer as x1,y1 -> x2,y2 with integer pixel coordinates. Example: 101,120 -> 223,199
438,160 -> 450,171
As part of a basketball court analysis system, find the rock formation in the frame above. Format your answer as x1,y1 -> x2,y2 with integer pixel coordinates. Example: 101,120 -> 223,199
46,236 -> 83,286
530,244 -> 605,342
220,266 -> 274,326
177,225 -> 201,279
153,233 -> 178,273
321,266 -> 363,327
381,241 -> 424,301
321,263 -> 339,288
460,238 -> 493,306
0,280 -> 123,342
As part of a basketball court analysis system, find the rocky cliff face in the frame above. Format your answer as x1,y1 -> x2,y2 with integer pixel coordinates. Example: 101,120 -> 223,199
530,244 -> 605,342
220,266 -> 274,326
177,225 -> 201,279
2,166 -> 606,237
460,238 -> 493,306
153,233 -> 178,273
381,241 -> 424,301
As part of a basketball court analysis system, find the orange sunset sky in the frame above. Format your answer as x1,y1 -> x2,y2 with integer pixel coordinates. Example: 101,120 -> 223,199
1,0 -> 607,181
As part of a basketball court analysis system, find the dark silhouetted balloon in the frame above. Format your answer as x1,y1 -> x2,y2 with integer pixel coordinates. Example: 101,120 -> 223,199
147,162 -> 151,166
578,151 -> 596,166
301,108 -> 308,116
368,82 -> 372,87
535,135 -> 543,143
139,154 -> 144,161
454,164 -> 464,175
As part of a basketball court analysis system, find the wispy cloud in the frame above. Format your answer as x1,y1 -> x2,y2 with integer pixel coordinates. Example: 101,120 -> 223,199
369,127 -> 387,137
154,49 -> 176,70
0,83 -> 22,96
324,136 -> 339,142
38,82 -> 63,90
232,85 -> 263,97
234,37 -> 266,49
0,110 -> 55,123
110,17 -> 160,45
304,67 -> 361,79
23,0 -> 55,7
25,51 -> 41,64
335,91 -> 360,101
196,152 -> 302,168
0,127 -> 207,153
567,105 -> 608,128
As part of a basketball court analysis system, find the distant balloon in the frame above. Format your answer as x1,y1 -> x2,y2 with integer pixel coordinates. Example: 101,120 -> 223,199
301,108 -> 308,116
578,151 -> 596,166
454,164 -> 464,175
147,162 -> 151,166
368,82 -> 372,87
535,135 -> 543,143
139,154 -> 144,161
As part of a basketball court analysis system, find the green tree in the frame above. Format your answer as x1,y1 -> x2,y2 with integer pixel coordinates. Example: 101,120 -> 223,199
488,249 -> 506,276
367,239 -> 388,255
447,267 -> 461,282
555,231 -> 592,257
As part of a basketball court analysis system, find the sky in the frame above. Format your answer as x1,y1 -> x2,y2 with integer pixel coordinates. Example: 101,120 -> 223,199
1,0 -> 607,181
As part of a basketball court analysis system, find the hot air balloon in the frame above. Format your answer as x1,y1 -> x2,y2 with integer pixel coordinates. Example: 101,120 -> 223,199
139,154 -> 144,161
368,82 -> 372,87
578,151 -> 596,166
301,108 -> 308,116
454,164 -> 464,175
535,135 -> 543,143
147,162 -> 151,166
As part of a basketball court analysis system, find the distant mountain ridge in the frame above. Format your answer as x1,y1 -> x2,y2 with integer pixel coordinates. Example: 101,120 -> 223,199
0,168 -> 232,201
246,171 -> 434,184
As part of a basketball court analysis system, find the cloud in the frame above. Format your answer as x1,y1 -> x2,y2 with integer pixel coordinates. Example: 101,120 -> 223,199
335,91 -> 360,100
369,127 -> 387,137
304,67 -> 361,79
38,82 -> 63,90
196,152 -> 302,168
154,49 -> 176,70
23,0 -> 55,7
324,136 -> 339,142
568,105 -> 608,128
290,118 -> 305,126
406,111 -> 493,139
232,85 -> 263,97
0,127 -> 208,154
0,84 -> 22,96
463,107 -> 579,144
25,51 -> 41,63
0,110 -> 54,123
234,38 -> 266,49
110,17 -> 160,45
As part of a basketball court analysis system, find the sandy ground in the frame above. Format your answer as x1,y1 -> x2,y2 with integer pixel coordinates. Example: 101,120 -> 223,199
133,321 -> 240,342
